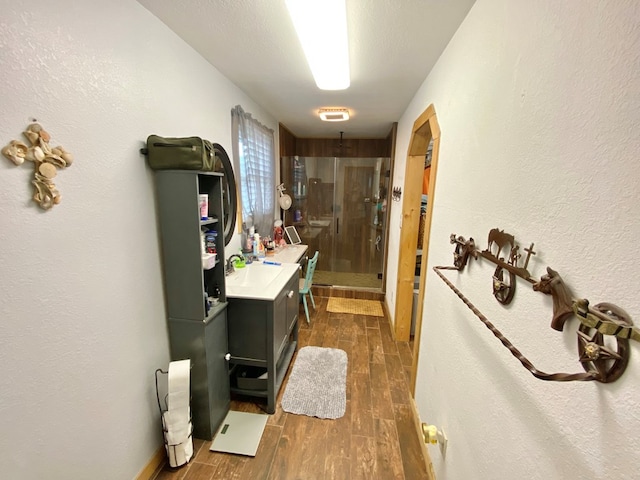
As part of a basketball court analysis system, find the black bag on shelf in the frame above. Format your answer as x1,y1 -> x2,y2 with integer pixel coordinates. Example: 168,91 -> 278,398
145,135 -> 215,171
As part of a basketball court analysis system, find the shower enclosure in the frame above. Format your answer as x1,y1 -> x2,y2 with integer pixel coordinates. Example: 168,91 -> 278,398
281,156 -> 390,289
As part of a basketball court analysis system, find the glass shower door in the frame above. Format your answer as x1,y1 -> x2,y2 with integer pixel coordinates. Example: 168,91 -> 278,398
282,156 -> 389,289
292,156 -> 335,273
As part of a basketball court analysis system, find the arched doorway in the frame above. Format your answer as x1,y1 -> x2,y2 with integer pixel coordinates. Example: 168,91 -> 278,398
393,104 -> 440,393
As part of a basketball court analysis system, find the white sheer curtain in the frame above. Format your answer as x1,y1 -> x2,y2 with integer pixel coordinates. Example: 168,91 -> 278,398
231,105 -> 276,239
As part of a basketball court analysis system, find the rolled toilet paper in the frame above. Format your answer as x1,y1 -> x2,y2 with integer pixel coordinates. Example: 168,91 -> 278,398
163,409 -> 191,444
167,359 -> 190,410
166,444 -> 176,467
166,436 -> 193,467
167,391 -> 190,411
163,407 -> 191,428
184,436 -> 194,462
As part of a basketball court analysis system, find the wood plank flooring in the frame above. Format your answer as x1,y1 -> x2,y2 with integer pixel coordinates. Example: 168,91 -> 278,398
152,296 -> 431,480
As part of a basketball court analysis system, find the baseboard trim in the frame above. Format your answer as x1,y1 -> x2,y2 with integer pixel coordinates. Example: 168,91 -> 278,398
312,285 -> 384,300
409,397 -> 436,480
382,298 -> 392,335
134,446 -> 165,480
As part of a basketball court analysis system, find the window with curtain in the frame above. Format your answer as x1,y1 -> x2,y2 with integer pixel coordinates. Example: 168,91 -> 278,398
231,105 -> 276,239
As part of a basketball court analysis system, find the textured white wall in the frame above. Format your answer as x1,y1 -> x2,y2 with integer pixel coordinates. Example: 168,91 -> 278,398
389,0 -> 640,478
0,1 -> 275,478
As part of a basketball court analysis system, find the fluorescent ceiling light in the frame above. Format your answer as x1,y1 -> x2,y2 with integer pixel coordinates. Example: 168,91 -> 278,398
285,0 -> 350,90
319,108 -> 350,121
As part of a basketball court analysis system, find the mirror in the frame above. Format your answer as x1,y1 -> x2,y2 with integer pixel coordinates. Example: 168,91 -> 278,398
285,225 -> 301,245
213,143 -> 237,247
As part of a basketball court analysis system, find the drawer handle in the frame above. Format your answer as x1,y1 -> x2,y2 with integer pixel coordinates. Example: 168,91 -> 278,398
224,353 -> 231,361
287,290 -> 294,298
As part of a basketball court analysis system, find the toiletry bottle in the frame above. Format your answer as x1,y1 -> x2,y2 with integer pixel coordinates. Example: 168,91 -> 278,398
211,285 -> 221,305
204,291 -> 210,316
247,225 -> 255,251
253,233 -> 260,256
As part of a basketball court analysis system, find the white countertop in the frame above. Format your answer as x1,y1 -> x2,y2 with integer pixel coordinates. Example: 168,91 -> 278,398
226,261 -> 300,300
269,244 -> 308,264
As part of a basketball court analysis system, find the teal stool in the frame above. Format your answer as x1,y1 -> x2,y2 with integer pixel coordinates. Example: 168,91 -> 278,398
299,251 -> 319,324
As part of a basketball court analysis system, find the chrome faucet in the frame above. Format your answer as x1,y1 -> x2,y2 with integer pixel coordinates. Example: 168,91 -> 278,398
226,254 -> 244,275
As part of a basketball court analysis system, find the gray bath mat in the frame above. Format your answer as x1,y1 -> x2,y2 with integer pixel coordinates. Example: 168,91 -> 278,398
281,346 -> 347,419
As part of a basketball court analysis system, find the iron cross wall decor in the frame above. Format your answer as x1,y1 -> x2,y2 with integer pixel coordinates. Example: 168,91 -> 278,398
436,228 -> 638,383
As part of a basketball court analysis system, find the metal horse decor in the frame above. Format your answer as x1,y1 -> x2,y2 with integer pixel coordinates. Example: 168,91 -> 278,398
435,228 -> 638,383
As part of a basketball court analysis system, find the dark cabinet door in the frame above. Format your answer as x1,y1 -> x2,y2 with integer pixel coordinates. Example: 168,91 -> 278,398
227,300 -> 268,360
204,310 -> 230,439
285,274 -> 300,332
273,287 -> 288,361
168,309 -> 229,441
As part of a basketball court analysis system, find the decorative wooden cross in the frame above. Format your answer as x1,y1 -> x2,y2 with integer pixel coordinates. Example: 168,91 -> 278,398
1,121 -> 73,210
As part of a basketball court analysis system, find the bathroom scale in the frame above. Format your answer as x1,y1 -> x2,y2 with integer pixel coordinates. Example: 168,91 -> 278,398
209,411 -> 268,457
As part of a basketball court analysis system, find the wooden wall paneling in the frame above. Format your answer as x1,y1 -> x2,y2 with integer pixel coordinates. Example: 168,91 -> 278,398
296,137 -> 390,158
278,123 -> 392,159
279,123 -> 297,157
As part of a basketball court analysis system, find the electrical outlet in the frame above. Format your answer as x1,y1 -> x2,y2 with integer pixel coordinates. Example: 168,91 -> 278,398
438,428 -> 448,458
423,423 -> 448,458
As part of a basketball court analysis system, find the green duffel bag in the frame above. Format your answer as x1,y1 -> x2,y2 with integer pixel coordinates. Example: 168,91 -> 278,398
145,135 -> 215,171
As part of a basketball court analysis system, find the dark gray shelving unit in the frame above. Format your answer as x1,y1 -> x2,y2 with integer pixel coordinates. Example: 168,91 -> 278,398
153,170 -> 229,440
227,271 -> 299,414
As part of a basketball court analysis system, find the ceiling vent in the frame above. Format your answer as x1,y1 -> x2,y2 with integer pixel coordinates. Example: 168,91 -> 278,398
319,108 -> 350,122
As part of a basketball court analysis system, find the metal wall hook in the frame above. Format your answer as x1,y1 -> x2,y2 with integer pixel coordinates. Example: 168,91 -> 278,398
436,228 -> 638,383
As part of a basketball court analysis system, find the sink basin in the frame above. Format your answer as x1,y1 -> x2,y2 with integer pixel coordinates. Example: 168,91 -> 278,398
226,261 -> 300,300
226,263 -> 284,289
308,219 -> 331,227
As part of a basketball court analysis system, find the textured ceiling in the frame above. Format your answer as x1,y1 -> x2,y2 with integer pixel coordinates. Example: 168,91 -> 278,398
137,0 -> 475,138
